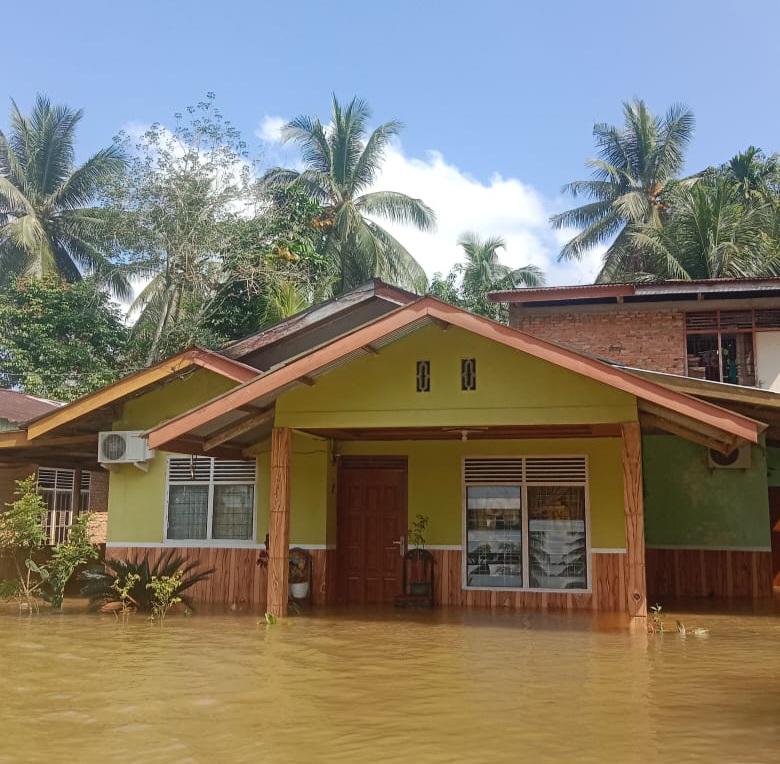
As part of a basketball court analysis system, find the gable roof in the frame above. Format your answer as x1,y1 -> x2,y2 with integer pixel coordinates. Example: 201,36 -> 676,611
0,389 -> 62,426
24,347 -> 258,441
220,279 -> 418,367
146,298 -> 764,455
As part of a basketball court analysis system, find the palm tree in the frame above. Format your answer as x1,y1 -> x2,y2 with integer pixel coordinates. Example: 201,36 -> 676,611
627,180 -> 779,280
0,95 -> 129,298
454,232 -> 545,320
263,96 -> 436,293
551,99 -> 695,282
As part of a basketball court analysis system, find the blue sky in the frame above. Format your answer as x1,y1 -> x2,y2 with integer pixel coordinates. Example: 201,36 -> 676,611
6,0 -> 779,285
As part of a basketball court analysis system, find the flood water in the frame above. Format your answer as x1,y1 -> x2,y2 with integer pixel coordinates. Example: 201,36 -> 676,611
2,603 -> 780,764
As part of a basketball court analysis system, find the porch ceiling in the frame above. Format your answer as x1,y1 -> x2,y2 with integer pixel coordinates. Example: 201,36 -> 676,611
299,424 -> 624,441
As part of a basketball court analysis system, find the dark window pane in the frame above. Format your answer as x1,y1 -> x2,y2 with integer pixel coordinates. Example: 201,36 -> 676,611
212,485 -> 254,540
168,485 -> 208,540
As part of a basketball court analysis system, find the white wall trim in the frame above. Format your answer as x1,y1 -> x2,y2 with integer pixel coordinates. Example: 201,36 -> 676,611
591,548 -> 626,554
646,544 -> 772,552
425,544 -> 462,550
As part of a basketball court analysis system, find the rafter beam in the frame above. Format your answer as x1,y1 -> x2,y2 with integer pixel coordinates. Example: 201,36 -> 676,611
640,411 -> 742,453
362,344 -> 379,355
203,408 -> 275,452
298,376 -> 316,386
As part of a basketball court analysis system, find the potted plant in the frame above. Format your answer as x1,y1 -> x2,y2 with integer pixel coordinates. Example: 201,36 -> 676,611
288,550 -> 310,599
407,514 -> 431,597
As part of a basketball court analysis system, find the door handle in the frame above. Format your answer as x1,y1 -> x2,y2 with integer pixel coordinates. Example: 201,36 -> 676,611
392,536 -> 405,556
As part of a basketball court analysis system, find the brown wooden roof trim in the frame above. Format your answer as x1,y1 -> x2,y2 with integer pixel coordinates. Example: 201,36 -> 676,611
26,348 -> 258,441
147,299 -> 763,451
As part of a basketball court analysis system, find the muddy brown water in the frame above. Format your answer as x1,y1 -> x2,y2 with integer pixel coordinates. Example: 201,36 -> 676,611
2,603 -> 780,764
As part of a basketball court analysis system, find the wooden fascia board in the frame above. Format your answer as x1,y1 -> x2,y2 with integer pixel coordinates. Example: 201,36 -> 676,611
0,431 -> 97,449
639,411 -> 742,453
26,350 -> 201,440
425,300 -> 763,444
146,298 -> 762,450
203,408 -> 275,451
26,348 -> 255,442
190,351 -> 258,383
147,304 -> 427,449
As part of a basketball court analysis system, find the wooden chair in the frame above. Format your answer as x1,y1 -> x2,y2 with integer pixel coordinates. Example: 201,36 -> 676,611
394,548 -> 435,608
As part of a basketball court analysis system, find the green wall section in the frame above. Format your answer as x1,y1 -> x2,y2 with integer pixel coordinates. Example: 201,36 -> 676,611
107,370 -> 240,543
339,438 -> 626,548
275,324 -> 638,430
643,435 -> 771,549
766,446 -> 780,487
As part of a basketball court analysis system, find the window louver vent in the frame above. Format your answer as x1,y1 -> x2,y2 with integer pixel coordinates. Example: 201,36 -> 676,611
80,472 -> 91,491
464,458 -> 523,484
756,309 -> 780,329
38,467 -> 74,491
685,312 -> 718,331
525,456 -> 587,483
340,456 -> 407,471
212,460 -> 256,482
168,457 -> 256,484
719,310 -> 753,330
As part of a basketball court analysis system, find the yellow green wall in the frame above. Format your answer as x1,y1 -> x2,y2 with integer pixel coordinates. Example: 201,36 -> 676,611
337,438 -> 626,548
107,331 -> 633,548
275,324 -> 638,429
107,370 -> 240,543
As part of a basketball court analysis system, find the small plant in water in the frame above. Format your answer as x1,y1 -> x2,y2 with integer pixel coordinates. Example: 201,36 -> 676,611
263,612 -> 278,625
146,572 -> 183,623
650,603 -> 665,633
112,572 -> 140,619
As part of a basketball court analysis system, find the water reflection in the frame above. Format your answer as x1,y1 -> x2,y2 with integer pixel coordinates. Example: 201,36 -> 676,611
1,603 -> 780,763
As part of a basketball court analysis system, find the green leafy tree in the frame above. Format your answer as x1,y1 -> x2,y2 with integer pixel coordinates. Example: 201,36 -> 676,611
104,95 -> 257,364
39,512 -> 98,608
551,99 -> 695,282
0,95 -> 129,297
263,95 -> 436,294
0,475 -> 48,610
206,186 -> 334,341
0,275 -> 128,400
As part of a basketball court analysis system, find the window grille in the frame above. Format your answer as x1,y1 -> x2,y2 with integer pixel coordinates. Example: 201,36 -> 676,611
416,360 -> 431,392
166,456 -> 256,542
461,358 -> 477,391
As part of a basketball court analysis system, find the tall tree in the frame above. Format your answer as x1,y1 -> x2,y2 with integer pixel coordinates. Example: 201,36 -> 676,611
0,96 -> 129,297
551,99 -> 695,282
263,95 -> 436,294
104,95 -> 256,364
0,275 -> 128,400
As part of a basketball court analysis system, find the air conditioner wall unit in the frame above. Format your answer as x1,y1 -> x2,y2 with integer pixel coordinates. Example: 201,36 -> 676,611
708,445 -> 751,470
98,431 -> 155,471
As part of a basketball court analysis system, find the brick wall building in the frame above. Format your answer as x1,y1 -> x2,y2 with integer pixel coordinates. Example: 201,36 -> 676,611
492,279 -> 780,390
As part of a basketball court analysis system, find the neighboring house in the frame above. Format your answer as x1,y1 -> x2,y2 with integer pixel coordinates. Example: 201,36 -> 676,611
2,278 -> 778,627
0,389 -> 109,544
490,277 -> 780,599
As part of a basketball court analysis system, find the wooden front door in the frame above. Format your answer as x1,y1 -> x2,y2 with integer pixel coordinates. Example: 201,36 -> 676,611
769,488 -> 780,588
337,457 -> 407,604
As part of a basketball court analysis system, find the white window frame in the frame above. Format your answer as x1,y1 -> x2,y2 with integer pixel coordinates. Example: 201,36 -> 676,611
164,456 -> 257,547
461,455 -> 592,594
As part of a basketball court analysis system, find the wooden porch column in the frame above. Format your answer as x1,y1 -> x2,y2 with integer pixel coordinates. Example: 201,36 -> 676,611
267,427 -> 292,618
621,422 -> 647,619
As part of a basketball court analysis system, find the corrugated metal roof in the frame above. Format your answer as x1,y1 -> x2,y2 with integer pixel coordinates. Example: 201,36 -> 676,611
0,389 -> 62,426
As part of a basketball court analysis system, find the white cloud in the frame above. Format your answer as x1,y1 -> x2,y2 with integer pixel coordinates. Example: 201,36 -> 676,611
255,115 -> 286,144
366,142 -> 603,287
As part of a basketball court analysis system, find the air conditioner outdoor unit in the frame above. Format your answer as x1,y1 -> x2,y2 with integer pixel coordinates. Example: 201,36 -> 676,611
98,431 -> 155,471
708,445 -> 751,470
